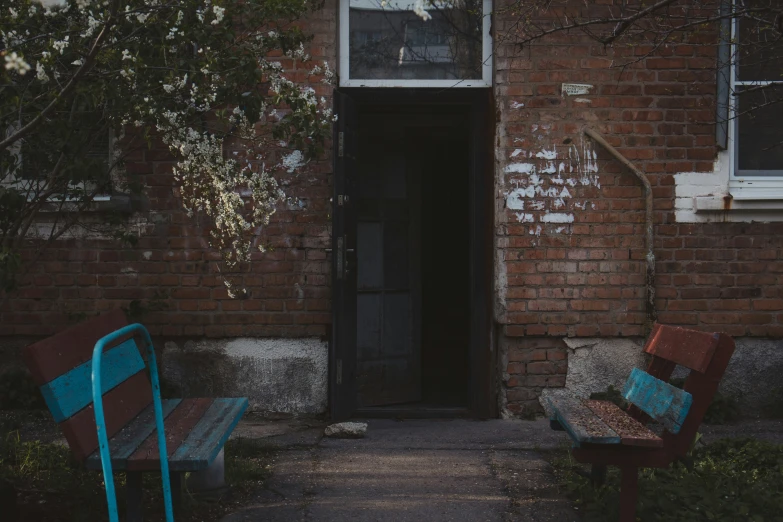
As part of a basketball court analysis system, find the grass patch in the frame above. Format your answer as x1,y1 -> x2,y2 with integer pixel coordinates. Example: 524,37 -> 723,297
0,430 -> 275,521
551,438 -> 783,521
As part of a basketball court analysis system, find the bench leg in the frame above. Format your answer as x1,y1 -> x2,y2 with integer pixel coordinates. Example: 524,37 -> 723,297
126,471 -> 143,522
171,471 -> 183,512
619,466 -> 638,522
590,464 -> 607,487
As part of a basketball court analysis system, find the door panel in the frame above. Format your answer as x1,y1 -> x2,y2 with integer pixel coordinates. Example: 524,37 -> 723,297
330,91 -> 358,421
355,114 -> 421,407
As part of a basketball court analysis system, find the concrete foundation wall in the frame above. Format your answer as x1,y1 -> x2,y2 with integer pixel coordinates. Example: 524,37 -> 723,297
162,337 -> 328,414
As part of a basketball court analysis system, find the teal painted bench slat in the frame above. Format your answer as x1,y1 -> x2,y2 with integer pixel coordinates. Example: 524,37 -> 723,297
84,399 -> 182,470
623,368 -> 692,434
547,395 -> 621,447
40,338 -> 145,423
170,398 -> 249,471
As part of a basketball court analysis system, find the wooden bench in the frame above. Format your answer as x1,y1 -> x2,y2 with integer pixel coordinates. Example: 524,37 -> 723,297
22,309 -> 249,522
547,323 -> 735,522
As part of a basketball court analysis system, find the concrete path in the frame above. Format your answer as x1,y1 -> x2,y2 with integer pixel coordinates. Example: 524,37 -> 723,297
223,419 -> 580,522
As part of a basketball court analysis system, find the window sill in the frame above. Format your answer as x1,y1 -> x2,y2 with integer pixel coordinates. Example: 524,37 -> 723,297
728,178 -> 783,201
35,194 -> 134,214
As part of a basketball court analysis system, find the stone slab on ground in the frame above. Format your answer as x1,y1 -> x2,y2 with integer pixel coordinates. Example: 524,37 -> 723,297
323,421 -> 367,438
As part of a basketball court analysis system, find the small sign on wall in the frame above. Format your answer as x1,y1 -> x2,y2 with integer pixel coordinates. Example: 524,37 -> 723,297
562,83 -> 593,96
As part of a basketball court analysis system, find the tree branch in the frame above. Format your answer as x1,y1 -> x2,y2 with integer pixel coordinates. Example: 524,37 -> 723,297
0,4 -> 117,151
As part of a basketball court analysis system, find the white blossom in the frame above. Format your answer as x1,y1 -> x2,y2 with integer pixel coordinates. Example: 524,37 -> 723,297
52,36 -> 69,54
4,52 -> 31,75
413,0 -> 432,21
282,150 -> 305,173
35,62 -> 49,82
212,5 -> 225,25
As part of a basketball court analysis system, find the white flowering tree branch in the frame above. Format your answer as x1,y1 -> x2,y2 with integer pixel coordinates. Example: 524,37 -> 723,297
0,0 -> 333,298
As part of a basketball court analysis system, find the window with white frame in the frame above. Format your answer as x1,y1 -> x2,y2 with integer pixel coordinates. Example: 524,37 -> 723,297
730,0 -> 783,188
339,0 -> 492,87
3,104 -> 115,202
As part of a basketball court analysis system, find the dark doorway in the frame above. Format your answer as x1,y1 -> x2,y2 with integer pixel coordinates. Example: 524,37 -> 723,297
331,89 -> 494,420
354,109 -> 471,409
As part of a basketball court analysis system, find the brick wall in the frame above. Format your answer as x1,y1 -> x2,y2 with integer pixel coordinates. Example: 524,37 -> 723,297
3,0 -> 783,418
494,0 -> 783,415
0,2 -> 338,338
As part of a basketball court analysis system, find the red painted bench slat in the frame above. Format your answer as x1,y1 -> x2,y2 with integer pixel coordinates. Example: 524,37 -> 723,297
60,371 -> 153,461
643,323 -> 719,373
127,398 -> 214,471
23,309 -> 130,385
583,400 -> 663,448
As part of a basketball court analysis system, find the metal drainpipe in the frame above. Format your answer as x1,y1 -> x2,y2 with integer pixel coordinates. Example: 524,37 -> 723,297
583,127 -> 657,331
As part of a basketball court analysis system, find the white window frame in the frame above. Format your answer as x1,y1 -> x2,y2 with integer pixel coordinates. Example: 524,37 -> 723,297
728,3 -> 783,200
339,0 -> 493,88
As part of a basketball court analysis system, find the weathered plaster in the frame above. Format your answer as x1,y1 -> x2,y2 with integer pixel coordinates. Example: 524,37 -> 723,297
674,151 -> 783,222
162,337 -> 327,414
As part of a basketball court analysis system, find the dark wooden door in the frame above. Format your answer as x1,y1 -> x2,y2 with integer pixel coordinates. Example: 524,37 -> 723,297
330,90 -> 358,421
353,114 -> 423,407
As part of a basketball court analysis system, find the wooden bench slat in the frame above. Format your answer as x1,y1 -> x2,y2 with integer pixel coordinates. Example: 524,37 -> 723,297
643,323 -> 718,373
40,338 -> 145,423
583,400 -> 663,448
127,398 -> 214,471
547,395 -> 621,446
623,368 -> 692,434
170,398 -> 249,471
60,371 -> 153,461
84,399 -> 182,471
23,309 -> 129,385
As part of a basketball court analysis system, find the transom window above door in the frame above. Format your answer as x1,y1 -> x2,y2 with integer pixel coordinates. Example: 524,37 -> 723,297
339,0 -> 492,87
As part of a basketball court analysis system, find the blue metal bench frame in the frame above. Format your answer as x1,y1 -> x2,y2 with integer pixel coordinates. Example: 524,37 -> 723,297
92,323 -> 174,522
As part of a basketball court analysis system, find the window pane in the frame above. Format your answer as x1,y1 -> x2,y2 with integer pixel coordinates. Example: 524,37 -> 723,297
349,0 -> 484,81
737,6 -> 783,81
736,87 -> 783,173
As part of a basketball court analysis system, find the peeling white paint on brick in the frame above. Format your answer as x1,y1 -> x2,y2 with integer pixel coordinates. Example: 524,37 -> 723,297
504,162 -> 536,174
541,212 -> 575,224
510,149 -> 522,158
535,147 -> 557,160
511,101 -> 525,109
515,212 -> 535,223
528,224 -> 542,236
